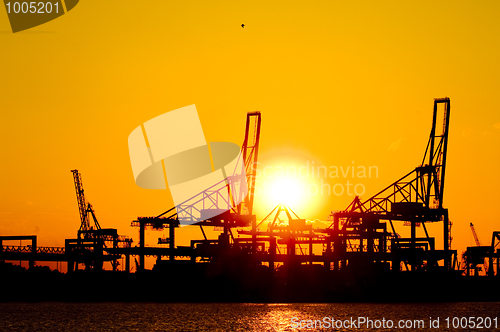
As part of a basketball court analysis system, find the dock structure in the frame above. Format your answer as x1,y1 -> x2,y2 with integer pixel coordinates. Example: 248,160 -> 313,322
3,99 -> 500,282
126,99 -> 465,276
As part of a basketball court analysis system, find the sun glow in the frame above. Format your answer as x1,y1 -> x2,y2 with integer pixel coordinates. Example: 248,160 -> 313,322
269,177 -> 304,207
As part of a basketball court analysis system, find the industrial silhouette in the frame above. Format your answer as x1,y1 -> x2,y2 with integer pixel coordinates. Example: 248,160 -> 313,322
1,98 -> 500,302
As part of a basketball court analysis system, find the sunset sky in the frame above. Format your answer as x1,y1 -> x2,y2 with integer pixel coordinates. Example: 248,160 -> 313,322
1,1 -> 499,269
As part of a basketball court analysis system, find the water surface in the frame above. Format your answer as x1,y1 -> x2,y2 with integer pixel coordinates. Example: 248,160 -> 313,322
0,302 -> 498,331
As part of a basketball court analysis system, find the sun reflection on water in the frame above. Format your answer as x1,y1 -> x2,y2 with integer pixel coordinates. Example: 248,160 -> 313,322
242,303 -> 312,332
1,302 -> 498,331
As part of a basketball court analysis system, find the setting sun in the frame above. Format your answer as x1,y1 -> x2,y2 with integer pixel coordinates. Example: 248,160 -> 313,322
268,177 -> 305,207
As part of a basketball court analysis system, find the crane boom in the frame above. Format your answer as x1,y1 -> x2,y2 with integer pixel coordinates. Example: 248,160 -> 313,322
71,169 -> 101,235
71,169 -> 89,231
239,111 -> 261,216
470,222 -> 481,246
470,222 -> 489,274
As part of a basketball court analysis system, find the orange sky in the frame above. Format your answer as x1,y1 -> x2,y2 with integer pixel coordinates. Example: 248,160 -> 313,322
1,1 -> 499,269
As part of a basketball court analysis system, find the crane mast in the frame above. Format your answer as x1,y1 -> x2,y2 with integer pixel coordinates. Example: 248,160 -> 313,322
470,223 -> 481,246
239,111 -> 261,216
469,222 -> 489,274
72,170 -> 88,231
326,98 -> 454,272
71,169 -> 101,237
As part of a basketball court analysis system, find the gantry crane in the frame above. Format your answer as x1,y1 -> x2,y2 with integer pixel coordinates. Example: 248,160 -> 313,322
71,169 -> 101,237
68,170 -> 132,272
470,223 -> 481,247
464,228 -> 500,276
131,112 -> 262,270
237,203 -> 318,269
324,98 -> 454,272
466,223 -> 489,275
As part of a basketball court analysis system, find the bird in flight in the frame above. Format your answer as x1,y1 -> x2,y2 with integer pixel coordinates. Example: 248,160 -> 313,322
241,24 -> 245,28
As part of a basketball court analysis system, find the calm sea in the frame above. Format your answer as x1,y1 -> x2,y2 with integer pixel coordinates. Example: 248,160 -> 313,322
0,302 -> 499,331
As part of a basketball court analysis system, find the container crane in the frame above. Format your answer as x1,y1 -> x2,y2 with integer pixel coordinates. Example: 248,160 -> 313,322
470,223 -> 481,247
469,223 -> 488,274
71,169 -> 101,237
324,98 -> 454,272
131,111 -> 262,270
68,170 -> 132,272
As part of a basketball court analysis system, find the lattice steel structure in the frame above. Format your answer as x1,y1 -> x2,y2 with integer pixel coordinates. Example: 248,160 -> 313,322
327,98 -> 454,271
